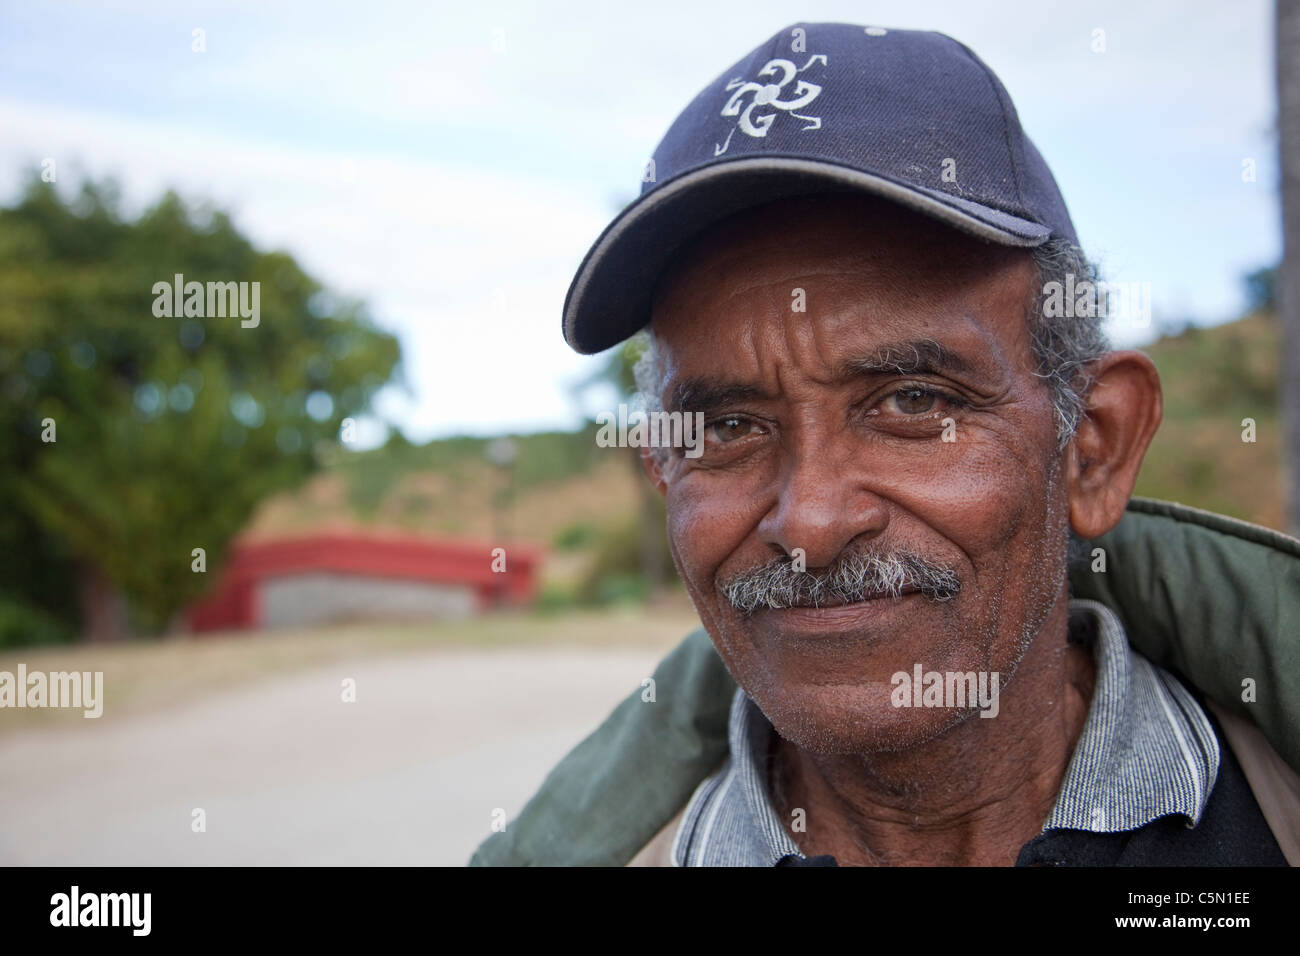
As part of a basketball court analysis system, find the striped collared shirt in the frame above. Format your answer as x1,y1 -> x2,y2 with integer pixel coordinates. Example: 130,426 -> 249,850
671,598 -> 1221,866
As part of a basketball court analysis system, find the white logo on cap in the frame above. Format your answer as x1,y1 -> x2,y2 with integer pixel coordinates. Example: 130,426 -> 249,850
716,54 -> 826,156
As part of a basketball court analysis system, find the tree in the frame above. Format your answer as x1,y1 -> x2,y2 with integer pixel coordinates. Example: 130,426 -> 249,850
1243,265 -> 1278,313
1281,0 -> 1300,536
571,337 -> 671,595
0,175 -> 401,640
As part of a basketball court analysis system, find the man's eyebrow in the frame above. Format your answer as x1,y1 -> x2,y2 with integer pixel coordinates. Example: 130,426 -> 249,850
664,340 -> 986,412
665,380 -> 768,414
840,338 -> 979,378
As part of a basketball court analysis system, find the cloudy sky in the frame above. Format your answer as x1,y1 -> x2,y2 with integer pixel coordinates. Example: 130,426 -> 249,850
0,0 -> 1281,442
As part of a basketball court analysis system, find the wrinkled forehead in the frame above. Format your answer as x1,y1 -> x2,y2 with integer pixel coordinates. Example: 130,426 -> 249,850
647,194 -> 1039,379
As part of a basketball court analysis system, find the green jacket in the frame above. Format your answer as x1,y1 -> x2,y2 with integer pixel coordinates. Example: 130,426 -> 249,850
470,497 -> 1300,866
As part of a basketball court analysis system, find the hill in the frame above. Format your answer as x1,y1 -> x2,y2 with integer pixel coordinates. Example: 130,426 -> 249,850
1135,311 -> 1284,530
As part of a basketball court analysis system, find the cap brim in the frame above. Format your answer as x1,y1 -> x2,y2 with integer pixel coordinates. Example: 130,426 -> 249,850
562,157 -> 1052,355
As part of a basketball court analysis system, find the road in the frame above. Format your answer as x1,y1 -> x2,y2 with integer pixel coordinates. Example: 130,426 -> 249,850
0,644 -> 672,865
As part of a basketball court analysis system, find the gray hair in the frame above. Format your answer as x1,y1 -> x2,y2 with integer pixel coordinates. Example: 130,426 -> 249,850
720,546 -> 962,613
631,237 -> 1109,456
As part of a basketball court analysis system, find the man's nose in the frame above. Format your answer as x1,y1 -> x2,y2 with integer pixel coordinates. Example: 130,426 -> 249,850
755,445 -> 890,568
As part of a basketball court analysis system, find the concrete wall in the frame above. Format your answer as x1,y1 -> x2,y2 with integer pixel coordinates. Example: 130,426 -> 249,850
259,572 -> 477,628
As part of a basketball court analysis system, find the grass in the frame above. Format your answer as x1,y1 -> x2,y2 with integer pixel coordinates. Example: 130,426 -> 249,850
1134,312 -> 1285,529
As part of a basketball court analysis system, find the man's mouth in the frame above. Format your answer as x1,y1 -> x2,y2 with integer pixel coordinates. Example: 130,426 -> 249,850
751,588 -> 928,637
773,588 -> 919,610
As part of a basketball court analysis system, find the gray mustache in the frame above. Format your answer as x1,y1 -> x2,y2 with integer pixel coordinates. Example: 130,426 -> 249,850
719,548 -> 961,613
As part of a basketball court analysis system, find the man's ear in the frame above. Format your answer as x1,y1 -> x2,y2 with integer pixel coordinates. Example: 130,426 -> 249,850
1066,350 -> 1163,539
639,445 -> 668,495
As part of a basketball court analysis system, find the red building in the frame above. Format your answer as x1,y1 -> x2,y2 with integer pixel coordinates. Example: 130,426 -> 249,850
186,532 -> 539,633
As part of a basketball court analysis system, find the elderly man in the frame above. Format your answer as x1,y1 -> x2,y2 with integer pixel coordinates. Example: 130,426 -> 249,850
472,23 -> 1300,866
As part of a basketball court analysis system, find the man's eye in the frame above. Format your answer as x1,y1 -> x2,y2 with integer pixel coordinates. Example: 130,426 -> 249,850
705,416 -> 756,443
886,387 -> 942,415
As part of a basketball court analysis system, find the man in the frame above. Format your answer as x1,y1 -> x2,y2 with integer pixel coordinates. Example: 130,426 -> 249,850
473,22 -> 1300,866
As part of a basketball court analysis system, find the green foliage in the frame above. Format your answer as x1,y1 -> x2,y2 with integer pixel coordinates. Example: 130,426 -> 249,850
576,506 -> 677,606
337,423 -> 606,518
534,581 -> 581,614
0,173 -> 401,638
1144,313 -> 1279,421
1133,311 -> 1282,526
0,498 -> 81,642
553,520 -> 599,551
1242,266 -> 1277,313
0,593 -> 77,649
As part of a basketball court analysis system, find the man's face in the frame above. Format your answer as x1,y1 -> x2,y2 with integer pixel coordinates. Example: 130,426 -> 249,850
648,194 -> 1074,755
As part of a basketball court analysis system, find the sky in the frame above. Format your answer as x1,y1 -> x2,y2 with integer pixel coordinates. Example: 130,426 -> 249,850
0,0 -> 1282,443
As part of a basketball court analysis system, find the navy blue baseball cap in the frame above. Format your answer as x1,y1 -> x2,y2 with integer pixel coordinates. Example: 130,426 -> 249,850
562,22 -> 1079,354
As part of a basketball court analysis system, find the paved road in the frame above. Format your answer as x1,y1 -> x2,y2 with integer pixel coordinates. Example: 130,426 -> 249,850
0,645 -> 671,865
